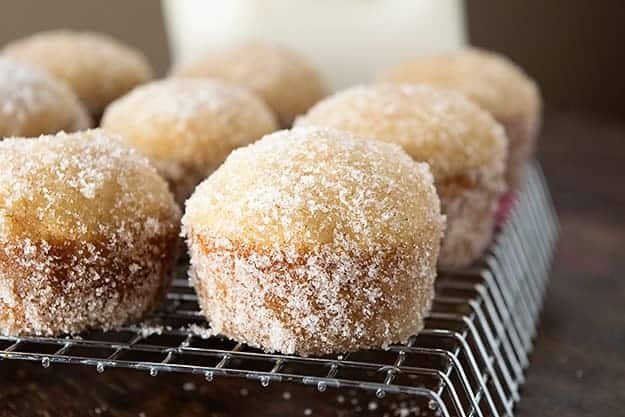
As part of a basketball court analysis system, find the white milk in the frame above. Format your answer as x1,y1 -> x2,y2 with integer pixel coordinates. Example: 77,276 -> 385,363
162,0 -> 466,91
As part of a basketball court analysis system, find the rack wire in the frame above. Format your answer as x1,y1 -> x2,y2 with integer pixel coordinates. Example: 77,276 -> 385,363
0,162 -> 558,417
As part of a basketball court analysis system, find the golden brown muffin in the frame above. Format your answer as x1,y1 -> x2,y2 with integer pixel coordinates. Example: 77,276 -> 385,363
0,130 -> 180,336
297,84 -> 507,269
101,78 -> 278,203
0,57 -> 90,137
174,43 -> 325,127
183,127 -> 445,355
380,48 -> 541,188
3,30 -> 154,118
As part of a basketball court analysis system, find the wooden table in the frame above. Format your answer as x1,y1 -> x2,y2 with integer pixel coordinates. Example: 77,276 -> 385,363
1,112 -> 624,416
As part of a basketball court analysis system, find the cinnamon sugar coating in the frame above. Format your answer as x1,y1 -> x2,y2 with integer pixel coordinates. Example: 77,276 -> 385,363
0,130 -> 180,336
297,84 -> 507,268
379,48 -> 541,188
183,127 -> 445,355
0,57 -> 90,137
174,43 -> 325,127
102,78 -> 278,203
3,30 -> 153,117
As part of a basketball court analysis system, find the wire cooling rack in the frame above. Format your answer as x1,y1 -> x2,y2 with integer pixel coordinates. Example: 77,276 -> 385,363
0,163 -> 558,417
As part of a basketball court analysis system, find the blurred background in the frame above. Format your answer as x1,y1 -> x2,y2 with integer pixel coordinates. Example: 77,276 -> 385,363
2,0 -> 623,119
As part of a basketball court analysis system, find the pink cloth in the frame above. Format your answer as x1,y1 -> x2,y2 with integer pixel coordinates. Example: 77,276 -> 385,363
496,191 -> 516,226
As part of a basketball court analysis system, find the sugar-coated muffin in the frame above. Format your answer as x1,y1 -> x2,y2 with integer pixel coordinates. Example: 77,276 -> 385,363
3,30 -> 154,118
0,130 -> 180,336
380,48 -> 541,189
174,43 -> 325,127
297,84 -> 507,269
0,57 -> 90,137
183,127 -> 445,355
101,78 -> 278,203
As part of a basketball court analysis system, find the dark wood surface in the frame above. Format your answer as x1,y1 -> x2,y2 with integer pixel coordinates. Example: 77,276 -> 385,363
517,112 -> 625,416
1,112 -> 624,416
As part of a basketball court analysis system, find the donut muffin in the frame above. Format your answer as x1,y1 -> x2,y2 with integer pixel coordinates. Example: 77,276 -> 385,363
3,30 -> 153,118
297,84 -> 507,269
380,48 -> 541,189
174,43 -> 325,127
0,130 -> 180,336
183,127 -> 445,355
0,57 -> 90,137
102,78 -> 278,203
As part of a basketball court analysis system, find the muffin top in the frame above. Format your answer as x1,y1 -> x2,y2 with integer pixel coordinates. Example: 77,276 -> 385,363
102,78 -> 278,172
0,57 -> 89,137
379,48 -> 540,123
297,84 -> 507,180
0,129 -> 179,243
184,126 -> 444,253
3,30 -> 153,115
174,43 -> 325,126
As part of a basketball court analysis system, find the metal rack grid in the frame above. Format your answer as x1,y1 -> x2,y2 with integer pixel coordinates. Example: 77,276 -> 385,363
0,163 -> 558,417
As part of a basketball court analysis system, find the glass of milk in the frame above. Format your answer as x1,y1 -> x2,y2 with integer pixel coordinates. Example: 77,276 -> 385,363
162,0 -> 466,91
